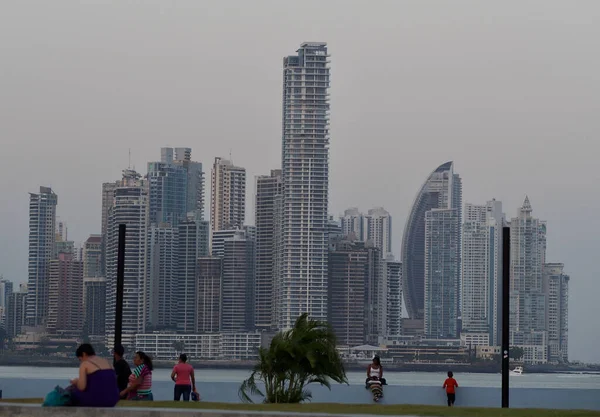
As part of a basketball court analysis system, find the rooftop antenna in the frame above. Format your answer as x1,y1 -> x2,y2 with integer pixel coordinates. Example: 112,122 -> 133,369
128,148 -> 131,169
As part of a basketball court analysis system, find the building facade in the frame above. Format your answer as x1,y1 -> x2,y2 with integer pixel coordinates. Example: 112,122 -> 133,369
83,277 -> 106,337
424,209 -> 460,339
26,186 -> 58,326
328,240 -> 369,347
363,207 -> 393,258
543,263 -> 569,363
196,256 -> 222,333
83,235 -> 103,279
402,162 -> 462,329
47,252 -> 84,336
340,208 -> 363,241
461,200 -> 504,346
221,231 -> 255,332
147,225 -> 178,329
254,170 -> 283,330
177,216 -> 210,333
278,42 -> 331,330
510,197 -> 548,363
105,170 -> 149,349
384,256 -> 403,337
6,290 -> 27,338
210,157 -> 246,232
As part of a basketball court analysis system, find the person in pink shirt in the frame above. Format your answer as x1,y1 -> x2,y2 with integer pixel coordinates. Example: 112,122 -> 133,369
171,354 -> 197,401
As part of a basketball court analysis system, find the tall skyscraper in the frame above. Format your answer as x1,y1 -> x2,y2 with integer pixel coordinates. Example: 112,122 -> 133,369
278,42 -> 331,330
47,251 -> 84,335
147,225 -> 178,328
384,256 -> 403,338
543,263 -> 569,363
105,170 -> 149,348
220,230 -> 255,332
101,182 -> 118,277
328,240 -> 369,347
510,197 -> 548,363
363,207 -> 393,258
461,200 -> 504,346
147,160 -> 187,226
0,279 -> 13,327
196,256 -> 222,333
254,170 -> 283,330
26,186 -> 58,326
340,208 -> 363,241
176,215 -> 210,333
210,157 -> 246,232
83,235 -> 103,279
6,289 -> 27,338
402,162 -> 462,331
424,209 -> 460,339
83,277 -> 106,337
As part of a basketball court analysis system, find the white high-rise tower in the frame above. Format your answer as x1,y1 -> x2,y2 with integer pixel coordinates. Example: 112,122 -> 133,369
278,42 -> 331,329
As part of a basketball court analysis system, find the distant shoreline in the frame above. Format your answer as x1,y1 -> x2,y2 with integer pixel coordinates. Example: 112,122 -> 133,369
0,355 -> 597,374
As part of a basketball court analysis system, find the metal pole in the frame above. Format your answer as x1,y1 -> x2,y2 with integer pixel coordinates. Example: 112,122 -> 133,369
502,226 -> 510,408
114,224 -> 126,349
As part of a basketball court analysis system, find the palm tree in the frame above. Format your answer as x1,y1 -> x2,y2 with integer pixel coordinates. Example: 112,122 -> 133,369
239,313 -> 347,403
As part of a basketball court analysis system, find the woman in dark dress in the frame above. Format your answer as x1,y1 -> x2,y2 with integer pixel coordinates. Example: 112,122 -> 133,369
70,344 -> 120,407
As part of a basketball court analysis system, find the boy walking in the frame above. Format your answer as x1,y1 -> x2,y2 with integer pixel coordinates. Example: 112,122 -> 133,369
443,371 -> 458,407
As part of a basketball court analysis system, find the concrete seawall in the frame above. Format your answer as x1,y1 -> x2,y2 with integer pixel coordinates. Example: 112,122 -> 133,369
1,381 -> 598,410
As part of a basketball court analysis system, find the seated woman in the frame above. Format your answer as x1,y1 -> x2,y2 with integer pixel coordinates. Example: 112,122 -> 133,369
70,344 -> 120,407
120,351 -> 154,401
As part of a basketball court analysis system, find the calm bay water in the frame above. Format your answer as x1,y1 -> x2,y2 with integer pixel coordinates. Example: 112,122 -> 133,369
0,366 -> 598,401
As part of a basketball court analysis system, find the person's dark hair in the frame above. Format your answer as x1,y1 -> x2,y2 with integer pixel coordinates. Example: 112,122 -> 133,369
76,343 -> 96,358
136,351 -> 154,371
373,356 -> 381,366
448,371 -> 453,378
180,353 -> 188,363
113,344 -> 125,357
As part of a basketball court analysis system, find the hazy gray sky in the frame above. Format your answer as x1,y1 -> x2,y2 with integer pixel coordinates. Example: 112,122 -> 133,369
1,1 -> 599,362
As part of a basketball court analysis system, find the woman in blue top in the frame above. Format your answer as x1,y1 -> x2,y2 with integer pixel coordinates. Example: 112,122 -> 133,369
70,344 -> 120,407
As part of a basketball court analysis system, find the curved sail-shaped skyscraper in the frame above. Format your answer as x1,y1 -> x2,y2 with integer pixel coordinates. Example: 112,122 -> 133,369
401,162 -> 462,325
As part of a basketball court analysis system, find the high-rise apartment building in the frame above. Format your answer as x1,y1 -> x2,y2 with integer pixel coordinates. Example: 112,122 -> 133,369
510,197 -> 548,364
328,240 -> 369,347
26,186 -> 58,326
177,216 -> 210,333
83,277 -> 106,337
47,252 -> 84,335
83,235 -> 103,279
196,257 -> 222,333
543,263 -> 569,363
402,162 -> 462,331
147,225 -> 178,328
254,170 -> 283,330
211,157 -> 246,232
384,256 -> 403,338
6,290 -> 27,338
340,208 -> 363,241
461,200 -> 504,346
363,207 -> 393,258
221,230 -> 254,332
0,279 -> 13,327
105,170 -> 149,348
147,161 -> 187,226
278,42 -> 331,330
424,209 -> 460,339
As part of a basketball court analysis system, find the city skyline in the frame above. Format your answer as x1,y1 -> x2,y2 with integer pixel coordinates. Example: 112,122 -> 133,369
1,1 -> 598,362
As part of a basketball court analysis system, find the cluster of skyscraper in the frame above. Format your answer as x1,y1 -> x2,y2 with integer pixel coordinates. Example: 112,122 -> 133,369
0,42 -> 568,364
401,162 -> 569,364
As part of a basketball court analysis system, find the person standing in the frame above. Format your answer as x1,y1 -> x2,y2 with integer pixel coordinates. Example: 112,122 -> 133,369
171,354 -> 197,401
113,345 -> 131,399
443,371 -> 459,407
